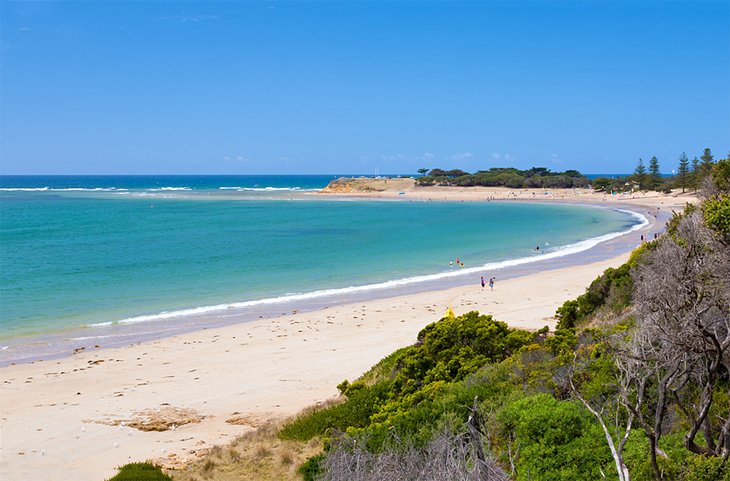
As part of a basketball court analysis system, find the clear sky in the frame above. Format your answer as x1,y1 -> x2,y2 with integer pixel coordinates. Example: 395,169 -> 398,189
1,1 -> 728,175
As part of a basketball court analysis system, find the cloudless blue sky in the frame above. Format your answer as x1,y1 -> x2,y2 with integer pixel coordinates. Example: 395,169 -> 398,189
1,1 -> 728,175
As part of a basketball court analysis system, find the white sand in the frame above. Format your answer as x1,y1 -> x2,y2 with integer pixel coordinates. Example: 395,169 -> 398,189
0,188 -> 695,481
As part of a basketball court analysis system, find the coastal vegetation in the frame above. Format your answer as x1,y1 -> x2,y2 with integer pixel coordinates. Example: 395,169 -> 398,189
414,148 -> 724,197
122,156 -> 728,481
590,148 -> 726,194
416,166 -> 590,189
106,462 -> 172,481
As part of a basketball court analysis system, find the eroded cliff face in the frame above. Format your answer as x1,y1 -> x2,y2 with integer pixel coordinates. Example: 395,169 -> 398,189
321,177 -> 415,193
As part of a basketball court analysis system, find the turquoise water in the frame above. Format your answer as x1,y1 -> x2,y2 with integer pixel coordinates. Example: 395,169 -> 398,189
0,176 -> 640,342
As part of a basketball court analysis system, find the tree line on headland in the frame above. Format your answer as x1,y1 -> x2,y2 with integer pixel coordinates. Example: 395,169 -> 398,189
416,166 -> 590,189
417,147 -> 726,194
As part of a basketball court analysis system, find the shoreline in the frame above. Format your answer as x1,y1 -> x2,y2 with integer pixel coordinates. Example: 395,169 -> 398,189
0,188 -> 695,481
3,197 -> 644,367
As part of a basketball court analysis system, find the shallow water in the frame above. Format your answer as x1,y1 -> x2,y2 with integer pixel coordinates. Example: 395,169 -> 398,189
0,176 -> 642,362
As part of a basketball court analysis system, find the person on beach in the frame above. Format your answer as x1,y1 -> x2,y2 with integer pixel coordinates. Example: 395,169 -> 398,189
481,276 -> 485,288
450,260 -> 453,268
489,277 -> 495,290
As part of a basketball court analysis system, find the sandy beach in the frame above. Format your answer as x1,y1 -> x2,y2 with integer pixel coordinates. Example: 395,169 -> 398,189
0,185 -> 696,481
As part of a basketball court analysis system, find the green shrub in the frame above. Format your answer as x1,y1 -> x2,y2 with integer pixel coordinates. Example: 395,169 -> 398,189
682,454 -> 729,481
106,462 -> 171,481
703,195 -> 730,235
393,311 -> 531,396
499,394 -> 612,480
279,381 -> 391,441
555,259 -> 636,328
298,453 -> 326,481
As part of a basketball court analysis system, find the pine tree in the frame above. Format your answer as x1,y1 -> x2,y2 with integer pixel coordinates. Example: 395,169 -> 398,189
700,148 -> 714,178
648,156 -> 661,191
690,157 -> 701,191
633,158 -> 647,190
677,153 -> 690,193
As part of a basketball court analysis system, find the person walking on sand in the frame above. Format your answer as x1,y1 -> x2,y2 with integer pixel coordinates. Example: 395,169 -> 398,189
481,276 -> 485,289
489,277 -> 495,291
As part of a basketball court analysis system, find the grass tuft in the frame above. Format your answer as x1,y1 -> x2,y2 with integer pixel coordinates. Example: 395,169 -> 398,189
106,462 -> 171,481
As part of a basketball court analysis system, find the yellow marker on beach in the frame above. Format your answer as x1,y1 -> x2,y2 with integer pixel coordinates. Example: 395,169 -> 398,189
445,307 -> 455,318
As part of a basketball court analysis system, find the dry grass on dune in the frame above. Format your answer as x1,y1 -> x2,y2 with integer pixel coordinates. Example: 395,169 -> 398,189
170,422 -> 322,481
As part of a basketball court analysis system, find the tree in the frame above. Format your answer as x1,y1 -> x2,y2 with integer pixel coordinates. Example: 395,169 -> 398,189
320,421 -> 508,481
700,148 -> 715,178
648,156 -> 661,191
633,159 -> 647,190
570,373 -> 632,481
446,169 -> 468,178
417,168 -> 429,176
590,177 -> 614,193
676,153 -> 690,193
632,212 -> 730,458
614,329 -> 684,480
691,156 -> 701,191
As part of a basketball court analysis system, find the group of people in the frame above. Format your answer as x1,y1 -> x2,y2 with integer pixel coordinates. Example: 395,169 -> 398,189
640,232 -> 660,243
450,257 -> 465,268
480,276 -> 495,290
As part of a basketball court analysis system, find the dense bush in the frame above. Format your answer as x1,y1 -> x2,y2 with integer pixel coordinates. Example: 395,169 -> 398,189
393,312 -> 532,395
555,262 -> 634,329
282,312 -> 535,446
417,167 -> 589,189
279,381 -> 392,441
554,243 -> 653,331
680,455 -> 730,481
106,462 -> 171,481
500,394 -> 613,480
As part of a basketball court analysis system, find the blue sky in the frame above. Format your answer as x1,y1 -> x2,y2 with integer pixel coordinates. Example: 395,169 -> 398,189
1,1 -> 728,175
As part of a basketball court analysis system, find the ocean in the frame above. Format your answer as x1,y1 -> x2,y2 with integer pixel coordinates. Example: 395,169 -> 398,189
0,175 -> 643,361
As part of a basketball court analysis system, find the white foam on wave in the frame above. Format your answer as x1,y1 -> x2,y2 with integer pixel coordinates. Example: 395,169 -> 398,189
151,187 -> 191,191
89,209 -> 648,328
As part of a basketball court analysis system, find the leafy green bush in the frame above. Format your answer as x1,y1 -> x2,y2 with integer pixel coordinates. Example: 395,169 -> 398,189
298,453 -> 326,481
499,394 -> 612,480
106,462 -> 171,481
703,195 -> 730,235
555,260 -> 636,329
279,381 -> 391,441
283,312 -> 534,448
681,454 -> 729,481
392,311 -> 531,396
